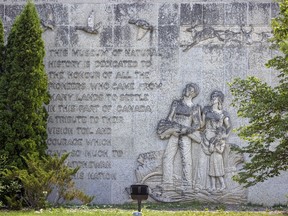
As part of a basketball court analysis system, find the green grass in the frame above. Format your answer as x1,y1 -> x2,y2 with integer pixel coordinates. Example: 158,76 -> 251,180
0,209 -> 285,216
0,202 -> 287,216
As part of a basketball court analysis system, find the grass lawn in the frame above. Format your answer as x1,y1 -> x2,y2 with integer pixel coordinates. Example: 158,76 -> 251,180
0,202 -> 287,216
0,209 -> 286,216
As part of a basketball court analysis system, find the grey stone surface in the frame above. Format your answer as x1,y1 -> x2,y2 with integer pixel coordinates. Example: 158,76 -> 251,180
203,3 -> 225,26
224,3 -> 248,25
0,5 -> 4,20
1,0 -> 287,206
180,3 -> 202,26
248,2 -> 271,25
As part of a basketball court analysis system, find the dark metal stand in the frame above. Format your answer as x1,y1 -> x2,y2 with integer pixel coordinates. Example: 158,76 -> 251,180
130,184 -> 149,216
138,199 -> 141,212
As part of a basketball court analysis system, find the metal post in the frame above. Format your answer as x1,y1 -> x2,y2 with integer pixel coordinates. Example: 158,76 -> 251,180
130,184 -> 148,216
138,199 -> 141,212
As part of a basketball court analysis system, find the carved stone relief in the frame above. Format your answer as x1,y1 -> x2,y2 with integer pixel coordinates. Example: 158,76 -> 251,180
181,24 -> 272,51
75,10 -> 101,34
40,5 -> 55,31
134,85 -> 247,204
2,0 -> 283,206
37,4 -> 69,32
128,18 -> 153,41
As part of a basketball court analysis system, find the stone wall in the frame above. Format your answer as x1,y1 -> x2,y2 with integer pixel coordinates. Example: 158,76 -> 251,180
1,0 -> 287,206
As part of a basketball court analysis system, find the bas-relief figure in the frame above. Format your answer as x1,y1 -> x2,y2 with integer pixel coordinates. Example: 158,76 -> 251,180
135,85 -> 247,204
198,90 -> 231,192
182,25 -> 225,52
75,10 -> 101,34
157,83 -> 202,191
181,23 -> 272,51
128,18 -> 153,41
15,0 -> 278,205
40,5 -> 55,31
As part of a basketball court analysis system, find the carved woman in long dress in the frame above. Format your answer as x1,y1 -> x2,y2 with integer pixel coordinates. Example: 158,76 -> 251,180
157,83 -> 202,191
194,90 -> 231,191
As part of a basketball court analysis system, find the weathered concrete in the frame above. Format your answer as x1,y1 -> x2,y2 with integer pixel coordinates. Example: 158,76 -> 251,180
1,0 -> 287,206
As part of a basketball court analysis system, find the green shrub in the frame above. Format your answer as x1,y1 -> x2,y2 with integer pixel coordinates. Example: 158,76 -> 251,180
0,1 -> 92,210
3,154 -> 93,209
0,155 -> 22,209
0,0 -> 49,169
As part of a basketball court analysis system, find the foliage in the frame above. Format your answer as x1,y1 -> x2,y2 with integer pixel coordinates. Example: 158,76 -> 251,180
229,0 -> 288,187
0,0 -> 50,169
0,18 -> 4,73
46,154 -> 93,206
3,154 -> 93,209
0,1 -> 91,210
0,155 -> 22,209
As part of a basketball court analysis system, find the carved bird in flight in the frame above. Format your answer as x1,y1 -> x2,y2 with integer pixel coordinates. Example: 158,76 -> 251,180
41,19 -> 54,31
41,8 -> 55,31
128,18 -> 153,40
